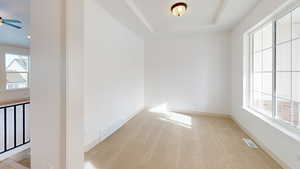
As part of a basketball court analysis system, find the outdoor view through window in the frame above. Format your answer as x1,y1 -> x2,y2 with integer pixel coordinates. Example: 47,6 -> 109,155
5,53 -> 29,90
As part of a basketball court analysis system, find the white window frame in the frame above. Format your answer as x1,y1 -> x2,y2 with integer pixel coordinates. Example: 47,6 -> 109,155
247,23 -> 274,118
4,53 -> 30,90
243,1 -> 300,137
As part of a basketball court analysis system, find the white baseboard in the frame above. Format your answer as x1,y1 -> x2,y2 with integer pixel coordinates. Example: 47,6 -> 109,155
84,136 -> 102,153
9,149 -> 30,162
231,115 -> 292,169
144,105 -> 230,118
0,144 -> 30,161
84,108 -> 144,152
173,110 -> 231,118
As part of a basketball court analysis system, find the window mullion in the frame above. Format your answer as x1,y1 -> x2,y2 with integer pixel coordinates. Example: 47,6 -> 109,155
250,35 -> 254,107
290,12 -> 295,125
272,21 -> 277,119
6,71 -> 29,73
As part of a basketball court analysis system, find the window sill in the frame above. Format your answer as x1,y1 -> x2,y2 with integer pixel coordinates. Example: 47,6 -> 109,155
3,88 -> 30,92
242,106 -> 300,143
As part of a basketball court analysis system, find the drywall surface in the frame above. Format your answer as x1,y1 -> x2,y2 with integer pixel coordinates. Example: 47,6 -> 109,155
231,0 -> 300,168
144,32 -> 231,114
84,0 -> 145,149
31,0 -> 67,168
0,45 -> 30,102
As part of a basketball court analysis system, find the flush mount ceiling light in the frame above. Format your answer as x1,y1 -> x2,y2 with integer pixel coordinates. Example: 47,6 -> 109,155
171,2 -> 187,16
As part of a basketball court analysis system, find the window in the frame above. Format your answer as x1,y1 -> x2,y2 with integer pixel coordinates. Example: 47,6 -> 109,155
5,53 -> 29,90
247,6 -> 300,128
250,23 -> 273,117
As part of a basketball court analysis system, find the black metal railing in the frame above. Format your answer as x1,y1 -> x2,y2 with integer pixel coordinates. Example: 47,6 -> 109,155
0,102 -> 30,154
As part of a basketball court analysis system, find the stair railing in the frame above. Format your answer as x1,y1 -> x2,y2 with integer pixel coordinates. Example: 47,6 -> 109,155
0,100 -> 30,154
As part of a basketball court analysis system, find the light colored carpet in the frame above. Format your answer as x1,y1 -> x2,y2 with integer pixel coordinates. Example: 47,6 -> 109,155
17,158 -> 30,169
0,159 -> 29,169
85,111 -> 282,169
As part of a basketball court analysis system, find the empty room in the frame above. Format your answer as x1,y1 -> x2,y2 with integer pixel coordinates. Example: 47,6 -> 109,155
0,0 -> 300,169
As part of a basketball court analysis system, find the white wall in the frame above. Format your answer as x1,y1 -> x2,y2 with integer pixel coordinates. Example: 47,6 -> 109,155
144,32 -> 231,114
231,0 -> 300,169
65,0 -> 84,168
31,0 -> 67,168
84,0 -> 145,149
0,45 -> 30,102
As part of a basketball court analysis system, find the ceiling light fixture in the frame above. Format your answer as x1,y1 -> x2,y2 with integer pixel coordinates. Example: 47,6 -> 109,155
27,35 -> 31,39
171,2 -> 187,16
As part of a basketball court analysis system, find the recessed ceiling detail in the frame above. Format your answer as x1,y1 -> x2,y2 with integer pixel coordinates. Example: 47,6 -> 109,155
122,0 -> 261,34
125,0 -> 155,32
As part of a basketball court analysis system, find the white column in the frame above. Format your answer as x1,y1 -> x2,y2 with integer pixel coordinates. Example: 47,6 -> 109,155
31,0 -> 84,168
65,0 -> 84,168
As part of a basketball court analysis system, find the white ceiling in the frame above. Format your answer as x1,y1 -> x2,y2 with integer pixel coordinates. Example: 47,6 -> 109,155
0,0 -> 30,48
98,0 -> 261,37
0,0 -> 260,47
